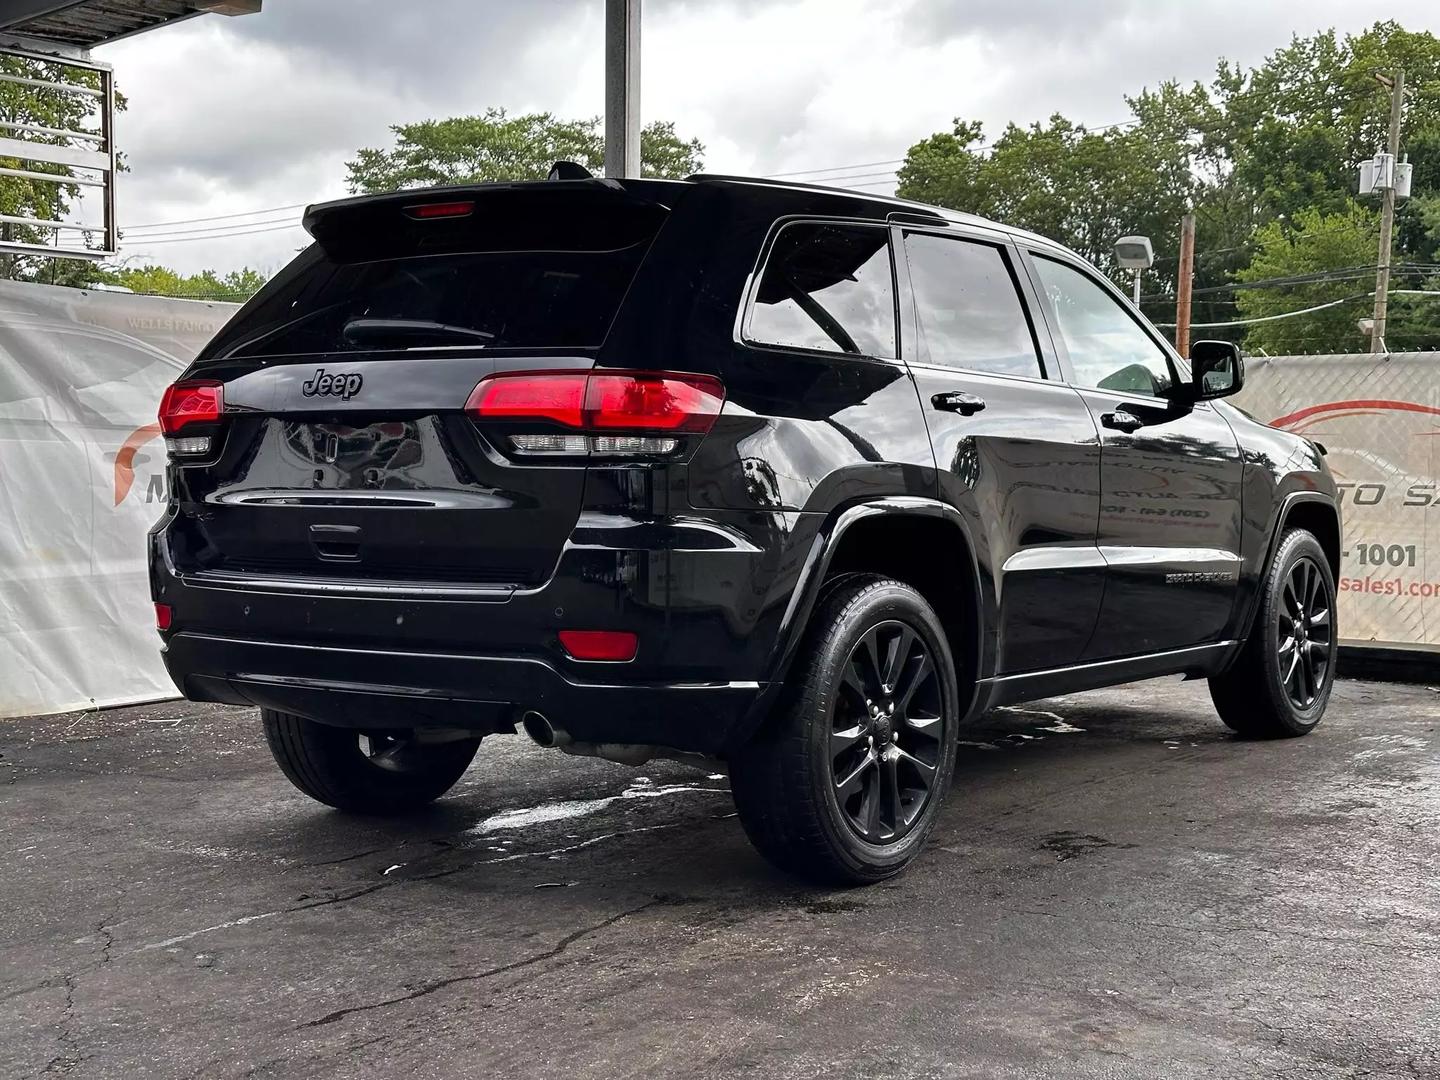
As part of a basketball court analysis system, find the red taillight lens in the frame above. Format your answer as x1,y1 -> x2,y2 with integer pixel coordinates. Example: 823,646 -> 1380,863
404,200 -> 475,219
585,373 -> 724,432
465,372 -> 588,427
154,603 -> 173,631
464,371 -> 724,434
559,630 -> 638,662
158,381 -> 223,434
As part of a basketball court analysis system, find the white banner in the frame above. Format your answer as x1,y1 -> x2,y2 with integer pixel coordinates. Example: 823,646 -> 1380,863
0,280 -> 238,718
1235,352 -> 1440,652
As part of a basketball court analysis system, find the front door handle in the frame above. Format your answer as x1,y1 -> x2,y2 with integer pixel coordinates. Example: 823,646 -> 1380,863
1101,409 -> 1144,433
931,391 -> 986,416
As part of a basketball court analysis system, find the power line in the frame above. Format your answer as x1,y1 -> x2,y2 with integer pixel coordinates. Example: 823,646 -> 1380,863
123,203 -> 307,231
123,221 -> 306,245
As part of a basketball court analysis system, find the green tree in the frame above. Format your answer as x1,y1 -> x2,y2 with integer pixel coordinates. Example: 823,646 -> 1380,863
346,108 -> 703,193
894,21 -> 1440,349
1233,204 -> 1379,354
97,264 -> 268,301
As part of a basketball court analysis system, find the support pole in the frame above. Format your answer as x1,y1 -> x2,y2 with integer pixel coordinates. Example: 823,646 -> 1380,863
604,0 -> 641,179
1371,70 -> 1404,354
1175,212 -> 1196,358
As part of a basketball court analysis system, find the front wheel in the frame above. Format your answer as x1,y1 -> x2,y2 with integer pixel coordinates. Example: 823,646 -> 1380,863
1210,528 -> 1337,737
262,709 -> 480,814
731,576 -> 960,884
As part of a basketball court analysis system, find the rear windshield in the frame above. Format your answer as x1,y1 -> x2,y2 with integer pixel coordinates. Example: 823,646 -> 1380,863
206,194 -> 666,359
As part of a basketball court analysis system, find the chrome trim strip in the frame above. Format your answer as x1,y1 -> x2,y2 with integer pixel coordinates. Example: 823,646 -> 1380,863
984,641 -> 1238,686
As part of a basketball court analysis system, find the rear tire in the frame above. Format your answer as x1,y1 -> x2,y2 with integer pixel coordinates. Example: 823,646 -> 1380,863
262,709 -> 480,814
731,576 -> 960,885
1209,528 -> 1336,738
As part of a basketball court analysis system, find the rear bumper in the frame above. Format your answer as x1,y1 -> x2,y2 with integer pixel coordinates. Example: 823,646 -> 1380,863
164,630 -> 764,754
150,507 -> 812,755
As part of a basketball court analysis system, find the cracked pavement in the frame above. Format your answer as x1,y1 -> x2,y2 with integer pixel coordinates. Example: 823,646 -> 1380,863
2,677 -> 1437,1079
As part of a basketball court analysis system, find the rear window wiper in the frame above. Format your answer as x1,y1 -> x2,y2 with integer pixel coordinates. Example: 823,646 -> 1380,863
341,318 -> 496,347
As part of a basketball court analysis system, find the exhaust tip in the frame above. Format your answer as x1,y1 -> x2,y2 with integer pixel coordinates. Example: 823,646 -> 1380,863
521,710 -> 557,748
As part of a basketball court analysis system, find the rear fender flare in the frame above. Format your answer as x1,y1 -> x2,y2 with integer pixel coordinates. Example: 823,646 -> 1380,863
727,497 -> 988,750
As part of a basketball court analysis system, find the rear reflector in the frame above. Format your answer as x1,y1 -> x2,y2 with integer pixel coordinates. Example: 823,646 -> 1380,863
158,381 -> 223,434
154,603 -> 173,631
405,200 -> 475,219
465,371 -> 724,435
559,630 -> 638,662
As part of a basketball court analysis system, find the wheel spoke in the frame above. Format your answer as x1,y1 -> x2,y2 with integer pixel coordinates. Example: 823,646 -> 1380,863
1283,577 -> 1301,618
1309,606 -> 1330,629
895,652 -> 933,715
879,752 -> 903,834
1298,644 -> 1315,704
857,628 -> 885,697
902,712 -> 943,740
881,626 -> 912,692
1282,647 -> 1301,693
835,748 -> 876,800
830,723 -> 866,758
839,661 -> 868,708
892,744 -> 937,792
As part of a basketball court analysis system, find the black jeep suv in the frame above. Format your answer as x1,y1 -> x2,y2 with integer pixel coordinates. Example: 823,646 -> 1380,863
151,172 -> 1340,883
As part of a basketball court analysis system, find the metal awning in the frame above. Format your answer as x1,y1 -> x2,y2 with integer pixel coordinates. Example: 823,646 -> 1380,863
0,0 -> 259,50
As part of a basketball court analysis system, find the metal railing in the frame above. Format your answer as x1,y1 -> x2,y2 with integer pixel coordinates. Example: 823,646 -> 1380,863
0,35 -> 116,262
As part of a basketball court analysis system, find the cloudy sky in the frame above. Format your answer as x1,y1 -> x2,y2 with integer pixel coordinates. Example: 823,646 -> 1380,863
92,0 -> 1440,276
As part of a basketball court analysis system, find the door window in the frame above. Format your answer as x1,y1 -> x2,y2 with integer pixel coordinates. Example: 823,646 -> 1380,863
903,233 -> 1043,378
1031,255 -> 1176,397
745,222 -> 897,358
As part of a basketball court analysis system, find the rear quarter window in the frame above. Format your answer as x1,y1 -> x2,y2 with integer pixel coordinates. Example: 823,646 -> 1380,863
744,221 -> 897,359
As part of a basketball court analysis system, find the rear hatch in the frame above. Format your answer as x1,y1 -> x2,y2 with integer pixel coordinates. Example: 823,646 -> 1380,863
161,183 -> 672,589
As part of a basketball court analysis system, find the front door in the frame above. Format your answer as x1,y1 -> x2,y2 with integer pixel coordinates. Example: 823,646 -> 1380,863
896,227 -> 1103,675
1022,251 -> 1244,660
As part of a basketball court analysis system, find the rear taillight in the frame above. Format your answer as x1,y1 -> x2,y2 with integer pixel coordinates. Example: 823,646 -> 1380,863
465,370 -> 724,457
158,380 -> 224,456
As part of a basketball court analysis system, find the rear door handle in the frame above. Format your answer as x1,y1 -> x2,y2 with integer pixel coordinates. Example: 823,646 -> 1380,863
1101,409 -> 1144,433
931,391 -> 986,416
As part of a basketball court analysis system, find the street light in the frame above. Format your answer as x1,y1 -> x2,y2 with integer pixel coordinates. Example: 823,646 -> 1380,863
1114,235 -> 1154,306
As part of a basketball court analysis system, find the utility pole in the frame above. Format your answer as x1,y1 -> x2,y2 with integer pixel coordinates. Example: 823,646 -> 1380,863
604,0 -> 641,178
1174,212 -> 1196,358
1371,70 -> 1405,354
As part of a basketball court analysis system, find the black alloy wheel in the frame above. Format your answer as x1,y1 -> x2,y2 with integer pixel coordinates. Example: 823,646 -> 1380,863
1209,528 -> 1336,738
829,621 -> 945,843
1277,555 -> 1333,710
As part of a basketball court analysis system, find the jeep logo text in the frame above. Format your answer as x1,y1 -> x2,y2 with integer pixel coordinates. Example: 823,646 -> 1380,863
301,369 -> 363,400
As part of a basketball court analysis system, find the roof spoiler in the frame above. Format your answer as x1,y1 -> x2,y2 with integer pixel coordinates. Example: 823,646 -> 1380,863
302,172 -> 642,244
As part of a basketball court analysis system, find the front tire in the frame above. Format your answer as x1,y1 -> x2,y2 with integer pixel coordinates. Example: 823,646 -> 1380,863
731,576 -> 960,885
1209,528 -> 1336,738
262,709 -> 480,814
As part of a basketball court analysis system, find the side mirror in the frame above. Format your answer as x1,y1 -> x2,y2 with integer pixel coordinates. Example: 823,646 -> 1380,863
1188,340 -> 1244,401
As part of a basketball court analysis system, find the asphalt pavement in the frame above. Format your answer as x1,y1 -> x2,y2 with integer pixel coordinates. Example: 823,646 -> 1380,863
2,676 -> 1437,1079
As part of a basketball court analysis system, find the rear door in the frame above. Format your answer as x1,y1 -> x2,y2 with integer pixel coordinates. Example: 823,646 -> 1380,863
1020,249 -> 1244,659
895,226 -> 1103,675
165,187 -> 669,590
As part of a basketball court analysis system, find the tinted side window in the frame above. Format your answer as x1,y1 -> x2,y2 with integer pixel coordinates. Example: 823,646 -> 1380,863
903,233 -> 1042,378
746,222 -> 896,358
1031,255 -> 1175,397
